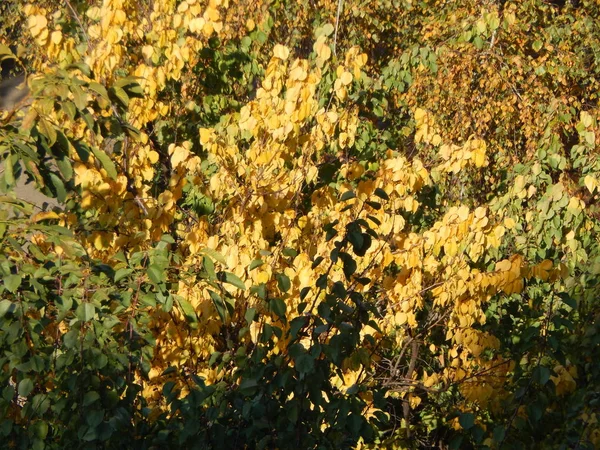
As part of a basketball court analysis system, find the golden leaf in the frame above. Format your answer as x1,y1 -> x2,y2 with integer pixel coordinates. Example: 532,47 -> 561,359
584,175 -> 597,194
495,259 -> 511,272
32,211 -> 60,223
504,217 -> 516,229
273,44 -> 290,61
581,111 -> 593,128
289,63 -> 308,81
50,31 -> 62,45
339,71 -> 353,86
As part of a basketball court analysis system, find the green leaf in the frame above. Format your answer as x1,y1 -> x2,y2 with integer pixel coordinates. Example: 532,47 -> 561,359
114,268 -> 134,283
83,391 -> 100,406
31,394 -> 50,417
49,173 -> 67,202
141,293 -> 156,307
209,290 -> 227,322
340,190 -> 356,201
558,292 -> 577,309
354,233 -> 372,257
459,413 -> 475,430
177,297 -> 198,324
311,256 -> 324,269
72,140 -> 90,162
365,200 -> 381,210
276,273 -> 291,293
3,154 -> 14,185
88,82 -> 109,100
76,303 -> 95,322
202,255 -> 216,280
493,425 -> 505,443
38,119 -> 57,147
55,160 -> 73,186
218,271 -> 246,290
161,366 -> 177,376
147,264 -> 164,284
374,187 -> 389,200
294,353 -> 314,376
287,402 -> 299,424
93,353 -> 108,370
535,366 -> 551,385
2,385 -> 14,402
256,31 -> 267,44
248,259 -> 263,271
18,378 -> 34,397
71,85 -> 87,110
245,307 -> 256,325
91,147 -> 117,180
110,86 -> 129,108
32,421 -> 48,440
66,62 -> 92,77
55,132 -> 74,179
113,76 -> 141,89
250,283 -> 267,300
62,100 -> 76,120
123,83 -> 144,98
289,317 -> 306,340
339,252 -> 357,279
270,298 -> 287,321
528,402 -> 543,422
200,247 -> 226,265
316,274 -> 328,289
4,274 -> 21,293
86,410 -> 104,428
238,378 -> 259,395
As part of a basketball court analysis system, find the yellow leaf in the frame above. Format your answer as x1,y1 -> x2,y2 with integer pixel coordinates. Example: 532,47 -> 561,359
199,128 -> 214,145
339,71 -> 353,86
142,45 -> 154,61
148,150 -> 160,164
504,217 -> 516,229
32,211 -> 60,222
472,144 -> 486,167
395,311 -> 407,326
496,259 -> 511,272
581,111 -> 593,128
273,44 -> 290,61
314,36 -> 331,62
28,15 -> 48,38
584,175 -> 597,194
86,6 -> 102,20
289,63 -> 308,82
189,17 -> 206,33
494,225 -> 505,239
414,108 -> 426,122
106,28 -> 123,45
171,146 -> 190,168
50,31 -> 62,45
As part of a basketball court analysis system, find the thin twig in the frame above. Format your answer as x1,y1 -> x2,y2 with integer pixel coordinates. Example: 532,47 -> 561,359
333,0 -> 344,56
63,0 -> 90,50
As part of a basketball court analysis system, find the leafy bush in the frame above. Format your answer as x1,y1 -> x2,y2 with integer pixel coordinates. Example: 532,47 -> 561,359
1,1 -> 600,448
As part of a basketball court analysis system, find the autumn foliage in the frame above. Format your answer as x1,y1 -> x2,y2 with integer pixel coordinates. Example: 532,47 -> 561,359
1,0 -> 600,448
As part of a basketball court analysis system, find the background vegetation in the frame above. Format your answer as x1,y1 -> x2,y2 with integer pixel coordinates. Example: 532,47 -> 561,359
1,0 -> 600,448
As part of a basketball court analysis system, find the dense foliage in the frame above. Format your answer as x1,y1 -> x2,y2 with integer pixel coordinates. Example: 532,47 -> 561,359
1,0 -> 600,448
